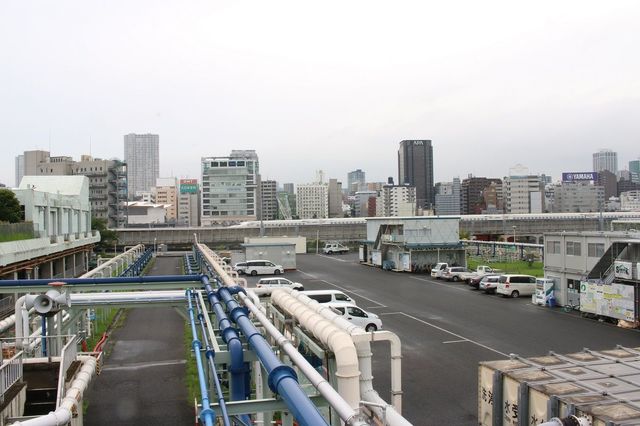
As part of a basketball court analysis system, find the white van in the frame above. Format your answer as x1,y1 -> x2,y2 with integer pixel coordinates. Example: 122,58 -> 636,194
325,302 -> 382,332
496,274 -> 537,298
430,263 -> 449,279
300,290 -> 353,304
233,260 -> 284,276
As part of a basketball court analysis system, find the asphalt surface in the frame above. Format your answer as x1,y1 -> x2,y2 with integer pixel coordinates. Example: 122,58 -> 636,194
241,253 -> 640,426
85,256 -> 193,426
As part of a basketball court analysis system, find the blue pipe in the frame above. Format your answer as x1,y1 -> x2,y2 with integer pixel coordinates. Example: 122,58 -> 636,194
201,277 -> 248,404
41,316 -> 47,357
186,289 -> 215,426
213,281 -> 328,426
194,295 -> 232,426
0,275 -> 204,287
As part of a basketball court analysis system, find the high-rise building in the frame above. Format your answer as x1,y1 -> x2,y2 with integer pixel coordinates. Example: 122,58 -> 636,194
398,140 -> 434,210
201,150 -> 259,225
14,155 -> 24,187
382,185 -> 416,216
328,178 -> 343,218
347,169 -> 366,195
553,182 -> 604,213
178,179 -> 200,226
620,191 -> 640,211
435,178 -> 461,215
503,165 -> 544,214
283,183 -> 295,196
592,149 -> 618,175
260,180 -> 278,221
460,176 -> 502,215
354,190 -> 378,217
23,150 -> 51,177
630,159 -> 640,184
153,177 -> 178,223
296,183 -> 328,219
597,170 -> 618,200
124,133 -> 159,199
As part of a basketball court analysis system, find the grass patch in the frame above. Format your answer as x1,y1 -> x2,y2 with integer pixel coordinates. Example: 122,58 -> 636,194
184,322 -> 199,404
0,232 -> 34,242
468,257 -> 544,277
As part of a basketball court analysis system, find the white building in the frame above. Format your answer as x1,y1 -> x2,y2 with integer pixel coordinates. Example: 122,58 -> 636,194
153,177 -> 178,222
621,191 -> 640,212
126,201 -> 170,225
296,183 -> 329,219
382,185 -> 416,217
201,150 -> 259,225
124,133 -> 159,199
552,182 -> 604,213
14,154 -> 24,187
354,190 -> 378,217
504,166 -> 544,214
592,149 -> 618,175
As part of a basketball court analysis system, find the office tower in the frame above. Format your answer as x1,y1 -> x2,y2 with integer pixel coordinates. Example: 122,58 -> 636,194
22,150 -> 51,177
382,184 -> 416,216
461,176 -> 503,215
597,170 -> 618,199
503,166 -> 544,214
296,183 -> 328,219
435,178 -> 461,215
630,159 -> 640,184
124,133 -> 159,199
153,177 -> 178,222
283,183 -> 295,195
398,140 -> 434,210
347,169 -> 366,195
201,150 -> 259,225
260,180 -> 278,221
328,178 -> 343,218
354,190 -> 378,217
553,182 -> 604,213
592,149 -> 618,175
178,179 -> 200,226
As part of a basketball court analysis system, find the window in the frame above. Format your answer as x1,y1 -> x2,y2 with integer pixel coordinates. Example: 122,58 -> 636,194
588,243 -> 605,258
347,307 -> 366,317
566,241 -> 582,256
546,241 -> 561,254
335,294 -> 350,302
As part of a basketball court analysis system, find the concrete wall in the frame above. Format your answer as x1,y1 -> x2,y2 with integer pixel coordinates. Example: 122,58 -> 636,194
244,236 -> 307,254
243,243 -> 297,270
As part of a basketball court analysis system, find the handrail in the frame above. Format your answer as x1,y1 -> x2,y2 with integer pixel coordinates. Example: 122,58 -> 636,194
0,350 -> 24,403
56,337 -> 78,407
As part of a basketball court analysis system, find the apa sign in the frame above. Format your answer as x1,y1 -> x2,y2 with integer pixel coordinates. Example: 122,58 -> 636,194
562,172 -> 598,182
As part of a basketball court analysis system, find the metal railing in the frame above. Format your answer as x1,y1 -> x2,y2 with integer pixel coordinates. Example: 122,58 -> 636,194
0,296 -> 14,319
56,336 -> 78,408
0,349 -> 24,403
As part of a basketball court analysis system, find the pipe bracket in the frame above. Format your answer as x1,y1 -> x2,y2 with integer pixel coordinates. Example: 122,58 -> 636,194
267,364 -> 298,394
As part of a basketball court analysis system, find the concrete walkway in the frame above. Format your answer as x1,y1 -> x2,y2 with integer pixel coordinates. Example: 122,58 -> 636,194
85,255 -> 193,425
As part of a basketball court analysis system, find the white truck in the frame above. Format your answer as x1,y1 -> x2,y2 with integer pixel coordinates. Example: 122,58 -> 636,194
460,265 -> 504,283
322,242 -> 349,254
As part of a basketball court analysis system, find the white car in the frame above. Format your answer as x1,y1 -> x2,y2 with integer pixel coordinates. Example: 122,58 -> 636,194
430,262 -> 449,279
233,260 -> 284,276
256,277 -> 304,291
325,302 -> 382,332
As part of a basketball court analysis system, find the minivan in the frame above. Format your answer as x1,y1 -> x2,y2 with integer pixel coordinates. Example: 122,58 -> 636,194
256,277 -> 303,291
300,290 -> 353,304
325,302 -> 382,332
233,260 -> 284,276
496,274 -> 537,298
430,263 -> 449,279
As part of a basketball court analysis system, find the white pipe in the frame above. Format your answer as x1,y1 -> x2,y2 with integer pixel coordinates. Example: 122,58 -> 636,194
81,244 -> 144,278
280,289 -> 410,426
70,291 -> 186,306
270,291 -> 362,410
243,291 -> 365,425
10,355 -> 97,426
14,296 -> 28,348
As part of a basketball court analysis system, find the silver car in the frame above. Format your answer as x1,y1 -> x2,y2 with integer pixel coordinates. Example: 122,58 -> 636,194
479,275 -> 500,294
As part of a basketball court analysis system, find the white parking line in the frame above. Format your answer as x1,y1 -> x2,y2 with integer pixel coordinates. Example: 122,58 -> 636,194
387,312 -> 508,357
409,276 -> 469,292
297,270 -> 387,307
443,339 -> 469,344
317,254 -> 348,262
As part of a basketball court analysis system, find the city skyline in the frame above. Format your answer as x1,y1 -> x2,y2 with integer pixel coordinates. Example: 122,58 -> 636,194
1,1 -> 640,186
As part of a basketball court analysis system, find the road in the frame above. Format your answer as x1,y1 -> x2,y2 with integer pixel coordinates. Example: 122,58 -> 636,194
246,253 -> 640,426
85,255 -> 193,426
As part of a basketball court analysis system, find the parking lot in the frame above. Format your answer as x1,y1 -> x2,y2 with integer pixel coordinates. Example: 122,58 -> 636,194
243,253 -> 640,426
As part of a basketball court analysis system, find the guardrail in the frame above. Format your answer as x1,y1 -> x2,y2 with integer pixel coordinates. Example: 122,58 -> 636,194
0,349 -> 24,403
56,336 -> 78,408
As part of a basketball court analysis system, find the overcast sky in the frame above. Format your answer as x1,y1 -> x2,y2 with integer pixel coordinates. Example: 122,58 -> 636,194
1,1 -> 639,187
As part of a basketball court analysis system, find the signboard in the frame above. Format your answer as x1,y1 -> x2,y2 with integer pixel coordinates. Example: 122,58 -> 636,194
180,179 -> 198,194
580,281 -> 635,321
562,172 -> 598,182
615,261 -> 633,279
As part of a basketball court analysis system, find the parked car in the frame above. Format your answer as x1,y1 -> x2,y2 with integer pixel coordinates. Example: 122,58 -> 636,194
478,275 -> 501,294
496,274 -> 537,298
322,242 -> 349,254
442,267 -> 472,282
300,290 -> 353,304
256,277 -> 303,291
325,302 -> 382,332
430,262 -> 449,279
233,260 -> 284,276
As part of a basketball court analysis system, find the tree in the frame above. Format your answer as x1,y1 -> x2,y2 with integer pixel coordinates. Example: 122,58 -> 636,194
0,189 -> 22,223
91,217 -> 118,252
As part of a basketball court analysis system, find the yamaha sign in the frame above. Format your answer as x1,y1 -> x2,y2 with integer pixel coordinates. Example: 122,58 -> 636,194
562,172 -> 598,182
